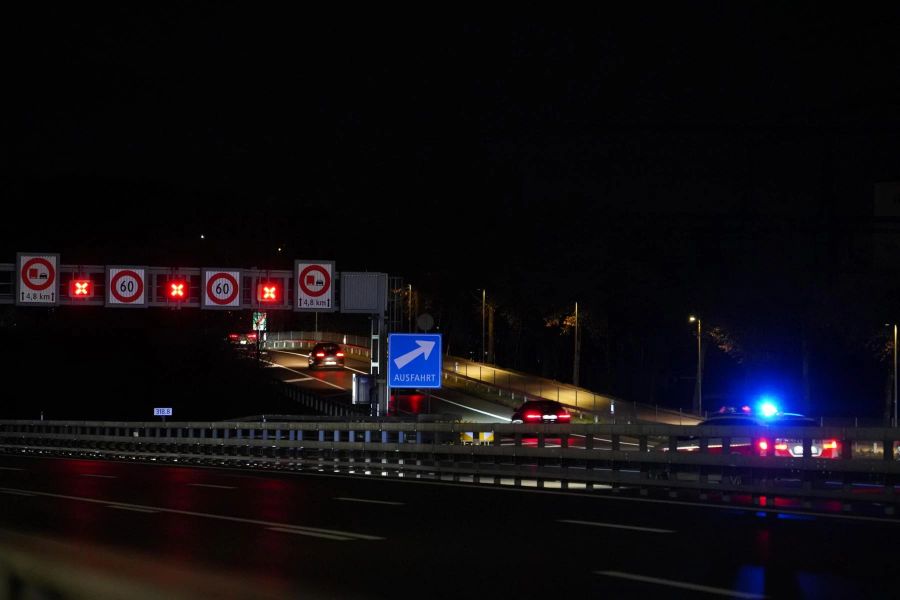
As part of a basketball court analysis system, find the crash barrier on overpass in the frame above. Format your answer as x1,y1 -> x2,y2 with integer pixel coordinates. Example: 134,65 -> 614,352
264,331 -> 371,360
2,420 -> 899,515
274,379 -> 368,417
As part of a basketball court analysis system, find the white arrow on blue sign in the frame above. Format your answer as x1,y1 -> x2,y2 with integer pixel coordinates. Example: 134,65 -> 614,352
388,333 -> 442,389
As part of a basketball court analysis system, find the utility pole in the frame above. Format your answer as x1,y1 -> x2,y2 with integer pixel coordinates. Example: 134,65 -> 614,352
689,315 -> 702,416
481,289 -> 486,363
573,302 -> 580,387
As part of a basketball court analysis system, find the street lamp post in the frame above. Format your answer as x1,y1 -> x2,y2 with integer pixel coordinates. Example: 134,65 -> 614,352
889,323 -> 898,428
689,315 -> 702,416
481,289 -> 486,363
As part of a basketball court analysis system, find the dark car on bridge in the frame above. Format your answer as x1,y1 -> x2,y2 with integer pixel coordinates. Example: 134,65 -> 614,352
308,342 -> 345,369
510,400 -> 571,424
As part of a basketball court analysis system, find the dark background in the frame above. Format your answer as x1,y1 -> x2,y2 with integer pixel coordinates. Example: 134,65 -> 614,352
3,6 -> 900,419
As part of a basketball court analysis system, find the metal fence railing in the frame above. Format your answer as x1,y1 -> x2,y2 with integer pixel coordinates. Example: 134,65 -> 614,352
3,419 -> 899,515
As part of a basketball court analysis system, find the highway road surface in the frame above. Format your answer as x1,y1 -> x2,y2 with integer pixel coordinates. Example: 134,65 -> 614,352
0,453 -> 898,599
264,349 -> 514,422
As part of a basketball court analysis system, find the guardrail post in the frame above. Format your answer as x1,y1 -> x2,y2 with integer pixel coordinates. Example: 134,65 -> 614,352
841,438 -> 852,460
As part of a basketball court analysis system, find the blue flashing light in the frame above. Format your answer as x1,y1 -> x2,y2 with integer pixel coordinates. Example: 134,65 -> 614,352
759,401 -> 779,418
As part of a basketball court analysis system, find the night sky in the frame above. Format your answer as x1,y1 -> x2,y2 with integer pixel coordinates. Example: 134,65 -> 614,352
4,6 -> 900,417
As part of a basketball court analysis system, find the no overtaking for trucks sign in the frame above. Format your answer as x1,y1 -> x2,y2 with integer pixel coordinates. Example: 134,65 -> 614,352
295,260 -> 336,312
16,252 -> 60,306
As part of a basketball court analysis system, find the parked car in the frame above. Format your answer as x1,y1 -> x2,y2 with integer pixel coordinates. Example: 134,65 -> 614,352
510,399 -> 571,424
308,342 -> 345,369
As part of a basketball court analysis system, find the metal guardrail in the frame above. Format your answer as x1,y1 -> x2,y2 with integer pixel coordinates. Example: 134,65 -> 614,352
2,420 -> 898,514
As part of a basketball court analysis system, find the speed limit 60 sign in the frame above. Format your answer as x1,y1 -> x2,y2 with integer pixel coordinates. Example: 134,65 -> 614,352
106,266 -> 147,307
202,269 -> 241,309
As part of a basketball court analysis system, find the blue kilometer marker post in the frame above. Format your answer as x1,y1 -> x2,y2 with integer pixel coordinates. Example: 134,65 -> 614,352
387,334 -> 442,389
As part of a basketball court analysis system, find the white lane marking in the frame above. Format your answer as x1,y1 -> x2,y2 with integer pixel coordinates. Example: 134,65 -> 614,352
594,571 -> 767,599
80,474 -> 117,479
267,527 -> 353,541
428,394 -> 510,421
0,490 -> 34,497
270,350 -> 310,358
0,467 -> 24,471
0,486 -> 384,540
188,483 -> 236,490
291,470 -> 900,526
335,497 -> 405,506
559,519 -> 674,533
107,505 -> 158,514
262,361 -> 345,390
283,377 -> 313,383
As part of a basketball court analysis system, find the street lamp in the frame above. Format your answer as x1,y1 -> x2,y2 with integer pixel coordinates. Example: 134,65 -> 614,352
689,315 -> 702,416
481,289 -> 486,363
887,323 -> 898,428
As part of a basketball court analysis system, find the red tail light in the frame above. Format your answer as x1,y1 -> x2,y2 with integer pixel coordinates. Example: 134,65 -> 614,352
336,352 -> 345,357
557,412 -> 571,421
316,352 -> 325,357
247,333 -> 257,341
228,334 -> 239,340
758,439 -> 769,451
823,440 -> 838,450
774,443 -> 788,451
524,411 -> 542,421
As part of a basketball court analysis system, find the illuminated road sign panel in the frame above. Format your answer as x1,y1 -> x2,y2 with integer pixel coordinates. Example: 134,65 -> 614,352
169,280 -> 187,300
257,282 -> 281,303
69,278 -> 93,299
252,311 -> 267,331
